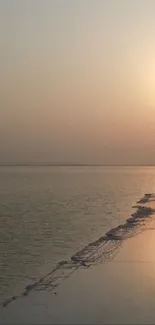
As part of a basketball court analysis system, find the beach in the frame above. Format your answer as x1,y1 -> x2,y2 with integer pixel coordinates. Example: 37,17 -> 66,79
1,194 -> 155,324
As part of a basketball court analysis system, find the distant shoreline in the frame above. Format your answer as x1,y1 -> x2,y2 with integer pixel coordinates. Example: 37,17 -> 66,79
0,164 -> 155,167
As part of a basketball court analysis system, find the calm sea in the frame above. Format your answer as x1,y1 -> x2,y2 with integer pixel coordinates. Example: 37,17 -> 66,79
0,166 -> 155,300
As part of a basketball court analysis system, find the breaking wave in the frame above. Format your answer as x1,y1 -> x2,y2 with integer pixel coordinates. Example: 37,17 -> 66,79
1,193 -> 155,308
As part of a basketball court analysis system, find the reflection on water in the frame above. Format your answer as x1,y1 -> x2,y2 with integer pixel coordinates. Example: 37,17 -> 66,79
0,166 -> 155,300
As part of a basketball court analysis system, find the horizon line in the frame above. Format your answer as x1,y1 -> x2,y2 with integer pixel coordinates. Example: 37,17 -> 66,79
0,164 -> 155,167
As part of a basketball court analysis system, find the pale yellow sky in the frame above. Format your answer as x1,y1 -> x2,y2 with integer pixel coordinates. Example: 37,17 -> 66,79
0,0 -> 155,164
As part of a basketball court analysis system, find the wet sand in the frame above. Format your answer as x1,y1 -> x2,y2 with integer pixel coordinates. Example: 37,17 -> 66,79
1,195 -> 155,324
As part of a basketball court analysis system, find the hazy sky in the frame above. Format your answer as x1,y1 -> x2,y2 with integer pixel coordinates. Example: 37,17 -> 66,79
1,0 -> 155,165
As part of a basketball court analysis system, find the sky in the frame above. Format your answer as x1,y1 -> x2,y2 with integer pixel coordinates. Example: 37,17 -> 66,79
0,0 -> 155,165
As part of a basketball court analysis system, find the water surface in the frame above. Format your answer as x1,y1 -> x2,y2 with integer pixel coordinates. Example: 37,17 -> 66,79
0,166 -> 155,300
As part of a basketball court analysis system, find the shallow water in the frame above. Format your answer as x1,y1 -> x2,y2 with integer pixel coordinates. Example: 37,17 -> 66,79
0,166 -> 155,300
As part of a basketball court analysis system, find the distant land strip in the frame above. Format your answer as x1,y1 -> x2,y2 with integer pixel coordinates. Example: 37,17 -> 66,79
0,164 -> 155,167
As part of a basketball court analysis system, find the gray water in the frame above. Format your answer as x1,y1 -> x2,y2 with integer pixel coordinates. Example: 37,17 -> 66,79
0,166 -> 155,301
